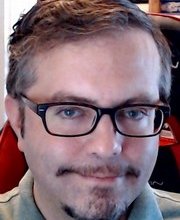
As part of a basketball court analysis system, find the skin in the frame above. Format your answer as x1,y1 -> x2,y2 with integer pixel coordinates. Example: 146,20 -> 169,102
6,28 -> 161,220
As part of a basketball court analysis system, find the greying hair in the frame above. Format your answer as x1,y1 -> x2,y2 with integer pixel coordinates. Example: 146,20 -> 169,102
6,0 -> 171,102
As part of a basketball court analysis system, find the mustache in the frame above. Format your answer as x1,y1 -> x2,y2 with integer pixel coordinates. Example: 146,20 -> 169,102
56,163 -> 140,178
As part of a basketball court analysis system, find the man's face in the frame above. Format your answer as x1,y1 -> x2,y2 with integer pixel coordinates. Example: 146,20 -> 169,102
17,29 -> 161,220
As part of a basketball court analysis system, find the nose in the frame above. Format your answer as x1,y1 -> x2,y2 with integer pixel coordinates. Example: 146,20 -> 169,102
86,115 -> 123,159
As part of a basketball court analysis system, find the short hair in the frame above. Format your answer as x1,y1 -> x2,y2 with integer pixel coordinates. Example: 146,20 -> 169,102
6,0 -> 171,102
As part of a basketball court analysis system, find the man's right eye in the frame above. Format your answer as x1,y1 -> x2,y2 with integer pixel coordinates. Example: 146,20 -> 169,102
54,106 -> 83,119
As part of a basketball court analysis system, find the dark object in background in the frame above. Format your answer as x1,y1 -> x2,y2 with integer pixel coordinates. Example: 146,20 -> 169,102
150,146 -> 180,193
149,14 -> 180,193
163,29 -> 180,122
152,14 -> 180,122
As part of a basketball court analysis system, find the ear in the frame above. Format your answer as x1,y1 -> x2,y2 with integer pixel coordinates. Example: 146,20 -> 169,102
5,95 -> 24,151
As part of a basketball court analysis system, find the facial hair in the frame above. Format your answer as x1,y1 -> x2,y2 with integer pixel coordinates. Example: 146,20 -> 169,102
61,186 -> 129,220
56,162 -> 139,220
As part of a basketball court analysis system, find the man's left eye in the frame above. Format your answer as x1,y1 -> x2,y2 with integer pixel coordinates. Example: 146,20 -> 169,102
121,107 -> 150,121
126,109 -> 144,120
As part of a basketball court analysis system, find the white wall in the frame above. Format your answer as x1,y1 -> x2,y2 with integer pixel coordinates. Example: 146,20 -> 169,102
137,3 -> 149,12
0,0 -> 5,128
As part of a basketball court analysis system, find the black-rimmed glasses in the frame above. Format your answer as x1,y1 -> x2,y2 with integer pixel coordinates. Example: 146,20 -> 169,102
21,95 -> 170,138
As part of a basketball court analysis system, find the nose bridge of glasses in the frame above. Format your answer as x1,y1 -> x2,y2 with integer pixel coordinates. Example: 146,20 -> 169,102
97,107 -> 117,129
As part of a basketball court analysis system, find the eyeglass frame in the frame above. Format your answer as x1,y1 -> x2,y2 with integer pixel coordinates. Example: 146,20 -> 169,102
20,94 -> 170,138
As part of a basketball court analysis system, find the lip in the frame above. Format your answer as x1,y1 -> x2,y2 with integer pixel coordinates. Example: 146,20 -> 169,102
79,173 -> 120,183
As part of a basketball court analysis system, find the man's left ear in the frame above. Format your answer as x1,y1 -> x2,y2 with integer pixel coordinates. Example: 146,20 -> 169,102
5,95 -> 23,140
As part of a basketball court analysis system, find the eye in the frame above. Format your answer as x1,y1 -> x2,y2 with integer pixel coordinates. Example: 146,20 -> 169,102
55,106 -> 84,119
118,107 -> 149,121
63,108 -> 78,117
126,109 -> 144,120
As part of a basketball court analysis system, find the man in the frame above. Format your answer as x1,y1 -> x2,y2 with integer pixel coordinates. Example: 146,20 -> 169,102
0,0 -> 179,219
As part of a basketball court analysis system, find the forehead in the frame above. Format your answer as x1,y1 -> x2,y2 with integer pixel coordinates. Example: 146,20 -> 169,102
27,28 -> 161,106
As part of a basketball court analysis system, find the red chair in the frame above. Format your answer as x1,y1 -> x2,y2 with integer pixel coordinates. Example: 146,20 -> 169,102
0,121 -> 28,194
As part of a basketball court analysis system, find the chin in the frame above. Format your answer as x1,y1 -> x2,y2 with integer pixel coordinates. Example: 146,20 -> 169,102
62,187 -> 128,220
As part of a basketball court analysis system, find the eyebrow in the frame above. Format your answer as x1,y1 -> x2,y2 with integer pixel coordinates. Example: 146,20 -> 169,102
121,96 -> 160,106
44,91 -> 160,107
45,91 -> 98,105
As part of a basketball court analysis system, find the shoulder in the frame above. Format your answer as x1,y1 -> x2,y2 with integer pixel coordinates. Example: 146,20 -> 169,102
0,171 -> 44,220
0,187 -> 20,219
153,188 -> 180,219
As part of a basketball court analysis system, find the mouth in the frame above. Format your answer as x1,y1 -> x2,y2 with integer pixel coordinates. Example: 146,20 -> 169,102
79,173 -> 121,184
56,165 -> 139,185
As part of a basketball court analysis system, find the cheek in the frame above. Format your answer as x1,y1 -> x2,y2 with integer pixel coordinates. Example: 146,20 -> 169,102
22,109 -> 84,164
21,130 -> 85,196
123,136 -> 159,173
21,124 -> 84,174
